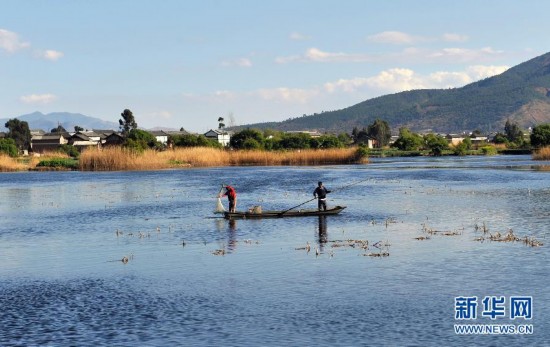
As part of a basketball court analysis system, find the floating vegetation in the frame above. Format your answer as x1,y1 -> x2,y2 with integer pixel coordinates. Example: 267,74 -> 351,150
385,217 -> 398,228
414,236 -> 430,241
363,251 -> 390,257
474,228 -> 544,247
296,239 -> 390,258
421,223 -> 463,236
212,249 -> 226,256
108,253 -> 134,264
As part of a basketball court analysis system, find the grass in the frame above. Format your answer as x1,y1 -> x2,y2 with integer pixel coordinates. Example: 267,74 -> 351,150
533,146 -> 550,160
78,146 -> 368,171
36,158 -> 79,170
0,154 -> 27,172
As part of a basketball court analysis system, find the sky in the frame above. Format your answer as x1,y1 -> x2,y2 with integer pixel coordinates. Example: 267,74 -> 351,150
1,0 -> 549,133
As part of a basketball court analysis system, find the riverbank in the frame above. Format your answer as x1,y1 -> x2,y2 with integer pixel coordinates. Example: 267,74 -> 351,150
1,147 -> 368,172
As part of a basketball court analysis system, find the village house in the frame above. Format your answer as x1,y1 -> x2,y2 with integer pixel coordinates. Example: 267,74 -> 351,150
445,134 -> 466,146
104,132 -> 125,146
285,130 -> 323,138
204,129 -> 231,146
31,133 -> 69,154
150,130 -> 170,145
68,132 -> 100,151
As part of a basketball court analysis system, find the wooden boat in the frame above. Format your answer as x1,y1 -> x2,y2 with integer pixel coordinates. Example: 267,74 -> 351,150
224,205 -> 346,219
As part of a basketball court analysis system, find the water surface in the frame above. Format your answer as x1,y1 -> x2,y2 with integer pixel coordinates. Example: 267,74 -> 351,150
1,155 -> 549,346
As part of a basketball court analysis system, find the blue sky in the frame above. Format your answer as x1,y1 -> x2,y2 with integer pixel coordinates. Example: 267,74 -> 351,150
1,0 -> 549,132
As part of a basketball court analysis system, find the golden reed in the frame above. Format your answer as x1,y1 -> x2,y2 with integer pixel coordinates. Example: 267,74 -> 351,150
0,154 -> 26,172
79,147 -> 368,171
533,146 -> 550,160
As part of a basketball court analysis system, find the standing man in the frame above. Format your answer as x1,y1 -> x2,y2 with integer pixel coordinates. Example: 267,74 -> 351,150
221,185 -> 237,212
313,181 -> 331,211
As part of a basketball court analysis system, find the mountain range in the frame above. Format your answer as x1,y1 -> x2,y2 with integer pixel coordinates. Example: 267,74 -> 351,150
237,51 -> 550,134
1,112 -> 119,132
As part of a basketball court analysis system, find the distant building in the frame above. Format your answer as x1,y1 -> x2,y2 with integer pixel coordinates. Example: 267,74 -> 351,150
104,132 -> 125,146
285,130 -> 323,138
69,132 -> 100,151
31,134 -> 69,154
150,130 -> 170,145
204,129 -> 231,146
446,134 -> 466,146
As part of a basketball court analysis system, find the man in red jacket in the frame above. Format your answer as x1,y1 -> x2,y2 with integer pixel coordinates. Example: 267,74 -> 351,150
222,185 -> 237,212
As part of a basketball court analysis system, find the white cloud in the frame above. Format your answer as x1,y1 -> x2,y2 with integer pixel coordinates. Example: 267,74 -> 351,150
276,47 -> 373,64
367,31 -> 427,45
221,57 -> 252,67
323,65 -> 509,94
255,87 -> 318,103
0,28 -> 30,53
428,47 -> 503,62
442,33 -> 469,42
38,49 -> 64,61
149,111 -> 173,120
20,93 -> 57,104
289,32 -> 310,41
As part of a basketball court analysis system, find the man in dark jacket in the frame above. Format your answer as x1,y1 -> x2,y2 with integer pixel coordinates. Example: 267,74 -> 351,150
313,181 -> 331,211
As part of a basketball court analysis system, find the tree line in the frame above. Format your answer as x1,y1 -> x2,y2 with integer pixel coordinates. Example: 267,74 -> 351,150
3,108 -> 550,158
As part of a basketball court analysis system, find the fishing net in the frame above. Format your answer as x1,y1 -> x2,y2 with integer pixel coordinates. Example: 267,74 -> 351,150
214,185 -> 226,213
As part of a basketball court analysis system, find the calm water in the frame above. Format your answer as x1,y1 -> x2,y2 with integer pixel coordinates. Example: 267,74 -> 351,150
1,155 -> 549,346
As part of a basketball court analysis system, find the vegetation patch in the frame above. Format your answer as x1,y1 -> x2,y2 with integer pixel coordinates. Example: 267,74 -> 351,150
36,158 -> 79,170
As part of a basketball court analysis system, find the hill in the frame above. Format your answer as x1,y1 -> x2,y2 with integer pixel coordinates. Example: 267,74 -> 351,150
1,112 -> 119,132
238,52 -> 550,133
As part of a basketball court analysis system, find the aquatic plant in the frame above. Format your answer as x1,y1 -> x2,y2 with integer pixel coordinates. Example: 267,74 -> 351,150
78,146 -> 367,171
532,146 -> 550,160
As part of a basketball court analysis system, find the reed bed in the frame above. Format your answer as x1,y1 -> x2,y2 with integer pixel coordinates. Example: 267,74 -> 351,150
79,146 -> 367,171
533,146 -> 550,160
0,154 -> 27,172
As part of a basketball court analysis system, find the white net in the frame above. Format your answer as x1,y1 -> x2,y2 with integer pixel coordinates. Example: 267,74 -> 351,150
215,197 -> 226,213
214,185 -> 226,213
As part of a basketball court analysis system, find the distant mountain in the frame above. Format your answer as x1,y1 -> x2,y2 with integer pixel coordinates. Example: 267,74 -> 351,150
1,112 -> 119,132
237,51 -> 550,134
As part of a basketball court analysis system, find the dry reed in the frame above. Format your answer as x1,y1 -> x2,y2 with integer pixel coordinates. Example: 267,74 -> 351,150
0,154 -> 27,172
79,147 -> 367,171
533,146 -> 550,160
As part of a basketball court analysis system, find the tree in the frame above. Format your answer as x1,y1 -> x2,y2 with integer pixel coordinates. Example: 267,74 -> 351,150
278,132 -> 311,149
51,125 -> 67,133
5,118 -> 31,151
230,129 -> 265,149
367,119 -> 391,147
218,117 -> 225,130
504,119 -> 524,144
530,124 -> 550,147
453,137 -> 472,156
423,133 -> 448,156
0,138 -> 18,157
492,132 -> 508,144
392,127 -> 423,151
74,125 -> 84,132
352,127 -> 371,145
119,109 -> 137,136
125,129 -> 160,151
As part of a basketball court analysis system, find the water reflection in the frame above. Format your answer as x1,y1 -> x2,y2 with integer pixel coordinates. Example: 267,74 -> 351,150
227,219 -> 238,252
214,218 -> 238,253
317,216 -> 328,251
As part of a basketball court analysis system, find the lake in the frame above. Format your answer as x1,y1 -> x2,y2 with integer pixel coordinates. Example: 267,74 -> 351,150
1,155 -> 549,346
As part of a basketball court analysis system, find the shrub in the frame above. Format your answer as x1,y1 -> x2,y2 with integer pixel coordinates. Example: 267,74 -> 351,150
0,138 -> 18,157
480,146 -> 498,155
36,158 -> 79,169
57,144 -> 80,158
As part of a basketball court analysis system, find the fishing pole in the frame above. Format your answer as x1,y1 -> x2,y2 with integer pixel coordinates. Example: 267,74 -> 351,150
279,176 -> 371,215
329,176 -> 371,193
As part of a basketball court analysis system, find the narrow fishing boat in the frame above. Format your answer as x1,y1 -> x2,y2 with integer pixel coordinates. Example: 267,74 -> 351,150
223,206 -> 346,219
